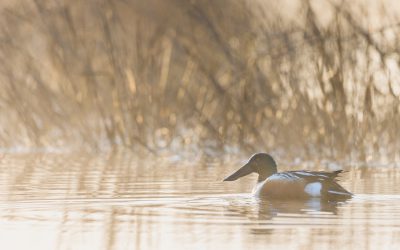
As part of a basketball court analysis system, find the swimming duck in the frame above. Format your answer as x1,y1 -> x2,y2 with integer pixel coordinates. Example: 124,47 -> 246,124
224,153 -> 352,201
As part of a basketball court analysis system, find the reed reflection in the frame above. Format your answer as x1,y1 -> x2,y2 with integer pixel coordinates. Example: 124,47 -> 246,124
1,153 -> 400,250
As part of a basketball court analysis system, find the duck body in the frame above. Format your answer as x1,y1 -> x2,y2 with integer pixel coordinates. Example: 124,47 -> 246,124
252,170 -> 352,200
224,153 -> 352,201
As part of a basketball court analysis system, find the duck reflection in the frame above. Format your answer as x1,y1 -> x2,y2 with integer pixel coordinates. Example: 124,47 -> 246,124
256,198 -> 341,216
225,195 -> 349,221
222,195 -> 351,236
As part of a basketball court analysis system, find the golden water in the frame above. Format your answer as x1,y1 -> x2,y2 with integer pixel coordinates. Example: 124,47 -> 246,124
1,153 -> 400,249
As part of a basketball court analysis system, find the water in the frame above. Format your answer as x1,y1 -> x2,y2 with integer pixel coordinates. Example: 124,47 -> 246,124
1,153 -> 400,250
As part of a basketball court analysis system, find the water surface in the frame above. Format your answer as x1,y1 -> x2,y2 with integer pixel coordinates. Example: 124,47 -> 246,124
1,153 -> 400,249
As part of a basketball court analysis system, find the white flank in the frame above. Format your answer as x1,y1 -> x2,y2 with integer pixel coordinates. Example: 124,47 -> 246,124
304,182 -> 322,197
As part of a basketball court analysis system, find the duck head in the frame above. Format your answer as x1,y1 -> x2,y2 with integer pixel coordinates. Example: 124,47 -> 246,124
223,153 -> 278,182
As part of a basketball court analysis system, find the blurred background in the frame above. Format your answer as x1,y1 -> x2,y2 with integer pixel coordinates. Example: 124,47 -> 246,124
2,1 -> 400,250
1,0 -> 400,162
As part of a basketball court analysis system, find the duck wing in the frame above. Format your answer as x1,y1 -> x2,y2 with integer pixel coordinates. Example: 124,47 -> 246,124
282,170 -> 344,182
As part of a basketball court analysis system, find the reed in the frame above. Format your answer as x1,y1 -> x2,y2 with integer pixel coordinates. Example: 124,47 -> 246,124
0,0 -> 399,161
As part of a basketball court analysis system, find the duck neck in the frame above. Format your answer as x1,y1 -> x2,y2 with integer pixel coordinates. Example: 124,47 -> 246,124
257,173 -> 269,183
257,169 -> 276,183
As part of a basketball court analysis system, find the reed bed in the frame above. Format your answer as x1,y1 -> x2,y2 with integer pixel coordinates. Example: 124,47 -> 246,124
0,0 -> 399,161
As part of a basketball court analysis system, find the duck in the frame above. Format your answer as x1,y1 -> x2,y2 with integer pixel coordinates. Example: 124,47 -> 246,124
223,153 -> 352,201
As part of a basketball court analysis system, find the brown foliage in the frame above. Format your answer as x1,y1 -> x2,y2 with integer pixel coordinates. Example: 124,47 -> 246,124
0,0 -> 399,161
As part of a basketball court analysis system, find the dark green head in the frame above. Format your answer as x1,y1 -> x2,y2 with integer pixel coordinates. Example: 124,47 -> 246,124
223,153 -> 278,182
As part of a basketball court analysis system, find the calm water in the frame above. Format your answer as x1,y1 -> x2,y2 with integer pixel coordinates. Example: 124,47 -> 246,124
1,152 -> 400,250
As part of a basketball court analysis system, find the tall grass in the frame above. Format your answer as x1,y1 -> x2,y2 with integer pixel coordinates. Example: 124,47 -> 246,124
0,0 -> 399,161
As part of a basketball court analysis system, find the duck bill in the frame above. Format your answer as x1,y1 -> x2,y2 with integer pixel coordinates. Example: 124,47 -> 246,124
223,163 -> 253,181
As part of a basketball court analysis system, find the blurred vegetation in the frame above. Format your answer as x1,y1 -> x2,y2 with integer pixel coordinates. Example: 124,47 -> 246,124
0,0 -> 400,161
